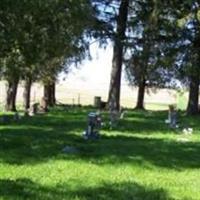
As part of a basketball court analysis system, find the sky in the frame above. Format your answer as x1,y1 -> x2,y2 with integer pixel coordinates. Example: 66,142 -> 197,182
56,42 -> 141,106
60,42 -> 129,93
60,42 -> 113,90
57,42 -> 177,107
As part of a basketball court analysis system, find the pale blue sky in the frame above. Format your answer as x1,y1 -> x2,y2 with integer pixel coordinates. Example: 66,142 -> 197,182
61,42 -> 127,92
57,42 -> 176,107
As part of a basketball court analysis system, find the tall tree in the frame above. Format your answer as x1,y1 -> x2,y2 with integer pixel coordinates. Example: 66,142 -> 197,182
1,50 -> 23,111
23,77 -> 32,110
124,0 -> 174,109
0,0 -> 96,111
108,0 -> 129,111
186,3 -> 200,115
167,1 -> 200,115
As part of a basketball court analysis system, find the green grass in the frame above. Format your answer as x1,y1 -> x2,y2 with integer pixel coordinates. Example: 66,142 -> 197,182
145,102 -> 169,110
0,107 -> 200,200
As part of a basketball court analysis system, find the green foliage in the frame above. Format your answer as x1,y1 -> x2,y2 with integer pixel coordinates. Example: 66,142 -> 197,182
124,0 -> 180,89
0,0 -> 95,82
164,1 -> 200,86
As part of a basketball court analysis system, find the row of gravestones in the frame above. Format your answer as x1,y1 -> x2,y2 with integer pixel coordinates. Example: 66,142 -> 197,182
83,109 -> 127,140
0,114 -> 18,124
0,97 -> 48,124
94,96 -> 180,129
84,103 -> 191,140
29,97 -> 48,115
25,101 -> 47,116
0,112 -> 23,124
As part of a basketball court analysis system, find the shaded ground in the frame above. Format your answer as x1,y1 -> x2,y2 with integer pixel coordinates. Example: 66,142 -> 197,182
0,178 -> 173,200
0,107 -> 200,199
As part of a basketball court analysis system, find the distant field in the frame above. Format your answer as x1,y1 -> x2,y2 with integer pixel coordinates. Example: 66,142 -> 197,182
0,81 -> 188,111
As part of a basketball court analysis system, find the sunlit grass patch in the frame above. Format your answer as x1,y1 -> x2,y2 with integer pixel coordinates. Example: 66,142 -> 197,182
0,107 -> 200,199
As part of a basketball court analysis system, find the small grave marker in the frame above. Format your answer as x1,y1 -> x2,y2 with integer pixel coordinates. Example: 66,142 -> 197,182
62,146 -> 78,154
83,112 -> 102,139
165,105 -> 178,128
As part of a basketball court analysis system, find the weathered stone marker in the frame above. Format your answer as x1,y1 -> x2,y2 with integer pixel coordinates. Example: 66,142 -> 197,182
83,112 -> 102,139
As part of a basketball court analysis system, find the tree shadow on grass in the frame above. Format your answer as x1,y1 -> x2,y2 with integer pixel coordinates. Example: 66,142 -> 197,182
102,110 -> 172,134
104,110 -> 200,134
1,126 -> 200,169
0,178 -> 174,200
0,127 -> 82,165
1,109 -> 200,169
21,109 -> 170,135
76,135 -> 200,170
111,119 -> 169,134
0,110 -> 88,165
17,114 -> 86,131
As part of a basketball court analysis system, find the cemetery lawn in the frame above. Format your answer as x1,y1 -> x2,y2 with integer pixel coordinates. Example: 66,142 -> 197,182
1,107 -> 200,200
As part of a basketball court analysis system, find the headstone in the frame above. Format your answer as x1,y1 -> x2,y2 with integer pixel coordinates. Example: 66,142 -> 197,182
83,112 -> 102,139
29,103 -> 39,116
1,115 -> 9,124
13,112 -> 20,121
119,107 -> 126,119
94,96 -> 101,108
168,105 -> 178,128
40,97 -> 48,112
62,146 -> 78,154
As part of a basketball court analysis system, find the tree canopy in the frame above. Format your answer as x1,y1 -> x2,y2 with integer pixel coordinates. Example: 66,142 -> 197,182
0,0 -> 200,114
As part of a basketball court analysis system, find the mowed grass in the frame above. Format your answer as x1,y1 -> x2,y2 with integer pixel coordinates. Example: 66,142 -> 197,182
0,107 -> 200,200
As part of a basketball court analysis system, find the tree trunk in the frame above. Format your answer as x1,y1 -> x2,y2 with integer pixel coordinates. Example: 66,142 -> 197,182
50,82 -> 56,106
135,78 -> 146,110
187,75 -> 199,115
43,82 -> 56,108
44,84 -> 51,107
23,78 -> 32,110
108,0 -> 129,111
5,78 -> 19,112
